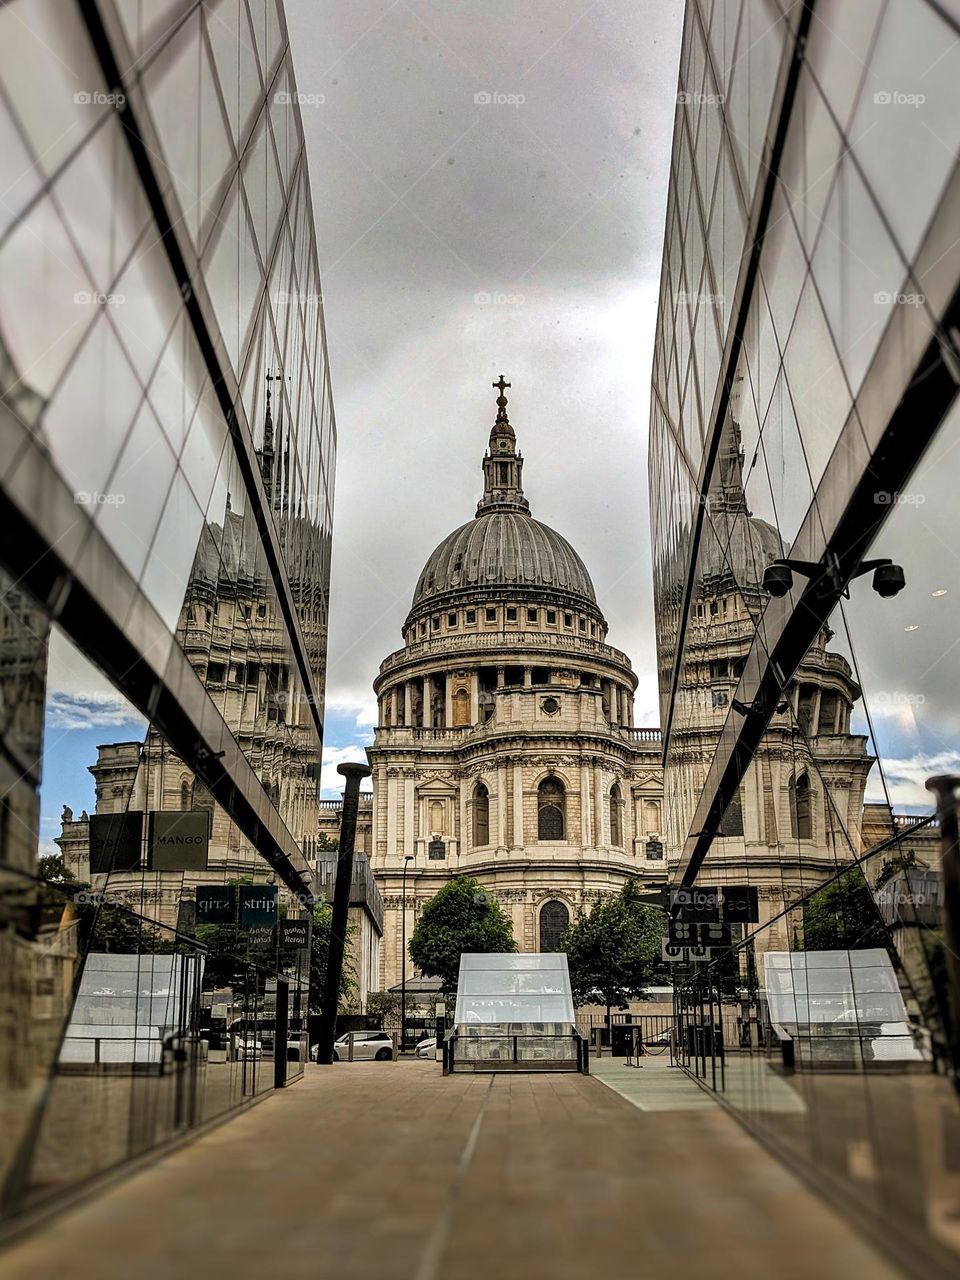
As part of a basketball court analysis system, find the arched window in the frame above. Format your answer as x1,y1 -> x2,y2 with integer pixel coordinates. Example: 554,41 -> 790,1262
473,783 -> 490,847
539,900 -> 570,951
538,777 -> 565,841
643,799 -> 660,834
789,772 -> 812,840
609,783 -> 623,846
452,687 -> 470,727
180,778 -> 192,810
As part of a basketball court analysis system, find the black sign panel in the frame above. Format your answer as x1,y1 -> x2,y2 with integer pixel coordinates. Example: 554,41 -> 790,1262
667,918 -> 701,946
239,884 -> 278,927
196,885 -> 237,925
280,918 -> 310,949
247,925 -> 276,949
698,920 -> 732,948
667,919 -> 732,948
721,885 -> 759,924
148,810 -> 209,871
428,839 -> 445,860
670,885 -> 720,923
645,838 -> 664,860
89,811 -> 143,874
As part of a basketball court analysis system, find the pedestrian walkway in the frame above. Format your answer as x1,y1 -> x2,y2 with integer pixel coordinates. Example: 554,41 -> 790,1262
0,1060 -> 903,1280
590,1050 -> 807,1114
590,1048 -> 720,1110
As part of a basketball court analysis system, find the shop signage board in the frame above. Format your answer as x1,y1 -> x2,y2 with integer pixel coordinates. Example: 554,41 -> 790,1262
148,810 -> 210,871
661,940 -> 713,963
239,884 -> 278,927
280,918 -> 310,949
719,885 -> 759,923
195,885 -> 237,925
89,811 -> 143,874
670,886 -> 720,922
667,919 -> 732,948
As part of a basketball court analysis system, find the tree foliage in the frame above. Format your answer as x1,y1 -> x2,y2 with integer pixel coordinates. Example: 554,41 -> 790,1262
366,989 -> 402,1021
561,878 -> 661,1014
874,848 -> 921,890
800,867 -> 889,952
37,853 -> 173,954
409,875 -> 516,992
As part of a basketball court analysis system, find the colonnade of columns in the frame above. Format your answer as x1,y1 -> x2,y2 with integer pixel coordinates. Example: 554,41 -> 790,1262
379,669 -> 636,730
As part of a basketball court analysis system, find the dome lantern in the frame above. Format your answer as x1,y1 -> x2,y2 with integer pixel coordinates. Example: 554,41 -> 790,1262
477,374 -> 530,517
404,379 -> 602,630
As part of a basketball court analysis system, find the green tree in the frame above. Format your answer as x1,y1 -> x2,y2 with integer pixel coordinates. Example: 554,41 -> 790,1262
37,851 -> 172,954
409,875 -> 515,992
366,989 -> 402,1022
561,878 -> 662,1021
800,866 -> 889,952
874,848 -> 921,890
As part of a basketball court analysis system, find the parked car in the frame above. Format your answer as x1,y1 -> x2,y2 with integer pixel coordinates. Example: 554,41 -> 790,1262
312,1030 -> 394,1062
415,1036 -> 437,1059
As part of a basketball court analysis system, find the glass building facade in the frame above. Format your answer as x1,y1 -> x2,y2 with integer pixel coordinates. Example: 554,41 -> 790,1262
0,0 -> 333,1222
650,1 -> 960,1274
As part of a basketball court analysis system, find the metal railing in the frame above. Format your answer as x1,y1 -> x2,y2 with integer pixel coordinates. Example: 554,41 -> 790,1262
442,1029 -> 589,1074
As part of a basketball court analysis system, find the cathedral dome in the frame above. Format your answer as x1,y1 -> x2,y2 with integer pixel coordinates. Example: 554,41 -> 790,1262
411,511 -> 597,612
406,377 -> 599,624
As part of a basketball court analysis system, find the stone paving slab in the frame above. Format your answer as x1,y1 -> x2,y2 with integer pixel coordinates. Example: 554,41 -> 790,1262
0,1060 -> 905,1280
591,1051 -> 721,1110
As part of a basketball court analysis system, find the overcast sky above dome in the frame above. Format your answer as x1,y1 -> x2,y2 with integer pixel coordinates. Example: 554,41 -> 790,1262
285,0 -> 687,740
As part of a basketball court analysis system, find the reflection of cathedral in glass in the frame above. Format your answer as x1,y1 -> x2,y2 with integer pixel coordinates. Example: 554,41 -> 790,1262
57,383 -> 326,926
660,412 -> 874,949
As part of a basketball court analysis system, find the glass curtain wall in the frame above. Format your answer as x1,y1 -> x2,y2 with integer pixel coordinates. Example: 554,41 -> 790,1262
0,0 -> 331,1222
650,2 -> 960,1275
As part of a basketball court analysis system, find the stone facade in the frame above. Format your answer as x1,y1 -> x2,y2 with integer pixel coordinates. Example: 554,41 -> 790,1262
367,382 -> 666,992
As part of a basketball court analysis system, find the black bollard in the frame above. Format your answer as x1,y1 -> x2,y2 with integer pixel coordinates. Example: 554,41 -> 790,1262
315,761 -> 372,1064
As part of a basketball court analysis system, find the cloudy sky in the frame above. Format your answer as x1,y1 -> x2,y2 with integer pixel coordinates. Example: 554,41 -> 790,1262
283,0 -> 687,784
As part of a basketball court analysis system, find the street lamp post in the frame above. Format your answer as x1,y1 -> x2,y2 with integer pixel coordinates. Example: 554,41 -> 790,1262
400,854 -> 414,1053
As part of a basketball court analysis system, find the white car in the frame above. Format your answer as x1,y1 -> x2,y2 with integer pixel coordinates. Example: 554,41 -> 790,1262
313,1031 -> 394,1062
415,1036 -> 437,1059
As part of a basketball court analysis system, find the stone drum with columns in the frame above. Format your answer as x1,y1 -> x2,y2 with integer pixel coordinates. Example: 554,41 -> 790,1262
368,379 -> 666,992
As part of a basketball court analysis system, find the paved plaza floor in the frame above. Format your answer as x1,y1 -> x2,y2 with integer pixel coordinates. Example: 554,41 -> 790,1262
0,1058 -> 904,1280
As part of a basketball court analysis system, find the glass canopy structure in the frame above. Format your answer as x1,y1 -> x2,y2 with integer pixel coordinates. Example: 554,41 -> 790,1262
449,954 -> 584,1072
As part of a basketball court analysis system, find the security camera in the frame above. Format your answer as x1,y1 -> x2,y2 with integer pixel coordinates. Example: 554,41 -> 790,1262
762,562 -> 793,597
872,562 -> 906,598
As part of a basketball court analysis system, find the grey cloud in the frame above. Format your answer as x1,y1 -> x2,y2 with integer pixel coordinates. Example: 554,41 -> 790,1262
286,0 -> 685,723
